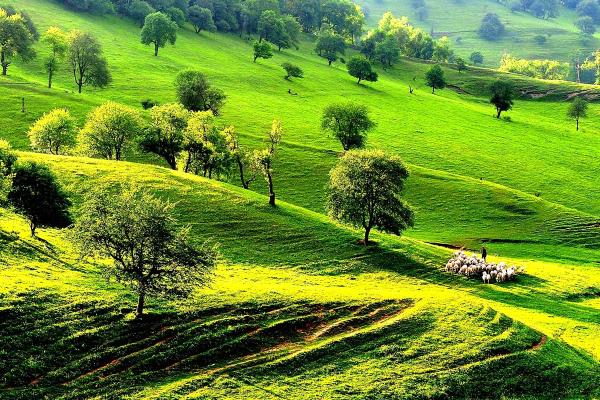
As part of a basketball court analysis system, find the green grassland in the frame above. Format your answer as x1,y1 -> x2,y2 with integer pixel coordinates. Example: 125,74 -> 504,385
357,0 -> 599,68
1,0 -> 600,397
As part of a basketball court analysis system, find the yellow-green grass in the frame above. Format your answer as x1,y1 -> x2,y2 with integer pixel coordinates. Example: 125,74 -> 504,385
357,0 -> 599,67
3,0 -> 600,270
1,154 -> 599,398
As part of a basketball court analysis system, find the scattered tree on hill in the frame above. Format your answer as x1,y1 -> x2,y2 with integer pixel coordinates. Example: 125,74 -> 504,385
327,149 -> 414,246
127,0 -> 156,27
425,64 -> 446,94
0,5 -> 39,40
567,97 -> 588,130
225,126 -> 257,189
189,5 -> 216,33
478,13 -> 505,41
252,120 -> 282,206
499,54 -> 569,80
8,162 -> 71,237
347,56 -> 377,84
282,62 -> 303,80
455,57 -> 467,73
140,103 -> 189,170
432,36 -> 453,63
28,109 -> 77,155
375,35 -> 400,68
470,51 -> 484,65
174,70 -> 226,115
253,40 -> 272,62
41,27 -> 69,88
72,184 -> 218,318
321,103 -> 375,151
575,15 -> 596,35
0,9 -> 36,76
68,31 -> 111,93
141,12 -> 177,56
577,0 -> 600,23
78,102 -> 143,160
489,80 -> 515,119
315,29 -> 346,66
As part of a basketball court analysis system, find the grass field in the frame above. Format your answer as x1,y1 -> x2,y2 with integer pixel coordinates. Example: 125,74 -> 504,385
1,0 -> 600,398
357,0 -> 600,69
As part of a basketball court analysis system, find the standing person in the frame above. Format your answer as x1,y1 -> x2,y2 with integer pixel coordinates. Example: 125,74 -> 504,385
481,246 -> 488,262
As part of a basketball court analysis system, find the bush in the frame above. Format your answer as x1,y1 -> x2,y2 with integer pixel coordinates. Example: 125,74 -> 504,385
141,98 -> 159,109
281,62 -> 304,80
478,13 -> 505,41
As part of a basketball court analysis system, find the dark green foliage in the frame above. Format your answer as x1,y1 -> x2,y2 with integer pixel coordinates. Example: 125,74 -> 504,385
8,162 -> 71,236
470,51 -> 484,65
347,56 -> 377,84
282,62 -> 303,79
577,0 -> 600,23
575,15 -> 596,35
327,149 -> 414,245
189,5 -> 217,33
67,31 -> 111,93
315,29 -> 345,65
126,0 -> 155,26
140,11 -> 177,56
455,57 -> 467,73
375,35 -> 400,68
174,70 -> 226,114
321,102 -> 375,151
0,8 -> 37,75
72,185 -> 218,317
567,96 -> 588,130
425,64 -> 447,94
478,13 -> 505,41
489,80 -> 515,119
253,40 -> 273,62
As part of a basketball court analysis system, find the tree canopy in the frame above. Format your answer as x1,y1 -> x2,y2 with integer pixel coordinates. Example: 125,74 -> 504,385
321,102 -> 375,151
489,80 -> 515,119
0,9 -> 36,76
425,64 -> 447,94
141,11 -> 177,56
68,30 -> 111,93
28,108 -> 77,155
347,56 -> 377,84
174,70 -> 226,115
567,97 -> 588,130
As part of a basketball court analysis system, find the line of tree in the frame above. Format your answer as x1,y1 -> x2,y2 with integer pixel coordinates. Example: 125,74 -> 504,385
499,53 -> 569,80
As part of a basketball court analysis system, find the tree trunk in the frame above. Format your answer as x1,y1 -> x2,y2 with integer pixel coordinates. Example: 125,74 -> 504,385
136,291 -> 145,318
496,109 -> 502,119
267,173 -> 275,206
1,50 -> 6,75
78,81 -> 83,93
254,56 -> 258,62
167,156 -> 177,170
48,70 -> 53,88
577,118 -> 579,131
30,222 -> 36,237
432,87 -> 435,94
237,158 -> 249,189
328,60 -> 333,66
154,43 -> 159,57
357,77 -> 361,84
364,226 -> 371,246
1,63 -> 7,76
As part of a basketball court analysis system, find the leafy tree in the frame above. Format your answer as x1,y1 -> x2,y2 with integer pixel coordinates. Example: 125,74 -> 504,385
240,0 -> 279,34
321,102 -> 375,151
189,5 -> 217,33
489,80 -> 515,119
347,56 -> 377,84
432,36 -> 453,63
478,13 -> 505,41
252,120 -> 282,206
282,62 -> 303,79
470,51 -> 484,65
315,29 -> 346,66
72,184 -> 218,318
425,64 -> 446,94
140,103 -> 189,169
224,126 -> 256,189
127,0 -> 156,26
41,27 -> 69,88
8,162 -> 71,237
174,70 -> 226,115
327,149 -> 414,245
258,10 -> 283,42
281,15 -> 302,49
165,6 -> 186,27
68,30 -> 111,93
253,40 -> 272,62
567,97 -> 588,130
0,9 -> 36,76
575,16 -> 596,35
78,102 -> 143,160
0,140 -> 16,200
577,0 -> 600,23
0,6 -> 38,39
28,108 -> 77,155
375,34 -> 400,67
455,57 -> 467,73
141,12 -> 177,56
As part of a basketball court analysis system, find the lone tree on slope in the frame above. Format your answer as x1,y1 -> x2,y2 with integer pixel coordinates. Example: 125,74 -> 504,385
347,56 -> 378,84
141,12 -> 177,56
67,30 -> 111,93
567,97 -> 588,131
327,149 -> 414,246
72,184 -> 218,318
252,120 -> 282,206
253,40 -> 272,62
321,102 -> 375,151
0,9 -> 36,76
489,80 -> 515,119
174,70 -> 226,115
28,108 -> 77,155
425,64 -> 446,94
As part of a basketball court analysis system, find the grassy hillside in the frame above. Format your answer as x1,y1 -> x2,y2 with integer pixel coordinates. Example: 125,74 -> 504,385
1,154 -> 599,399
357,0 -> 598,68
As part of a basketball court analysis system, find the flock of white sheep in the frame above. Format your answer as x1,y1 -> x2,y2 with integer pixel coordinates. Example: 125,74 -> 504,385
445,251 -> 523,283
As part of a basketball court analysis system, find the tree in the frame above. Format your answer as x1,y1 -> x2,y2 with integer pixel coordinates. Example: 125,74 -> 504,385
41,27 -> 69,88
28,108 -> 76,155
0,9 -> 36,76
72,185 -> 218,318
8,162 -> 71,237
189,5 -> 216,33
577,0 -> 600,23
68,30 -> 111,93
253,40 -> 272,62
252,120 -> 282,206
0,140 -> 17,200
315,29 -> 346,65
282,62 -> 303,79
478,13 -> 505,41
455,57 -> 467,73
432,36 -> 453,63
375,34 -> 400,67
575,16 -> 596,35
127,0 -> 156,27
174,70 -> 226,115
141,12 -> 177,56
327,149 -> 414,246
347,56 -> 377,84
489,80 -> 515,119
425,64 -> 446,94
567,97 -> 588,130
321,103 -> 375,151
225,126 -> 257,189
78,102 -> 143,160
140,103 -> 189,170
470,51 -> 484,65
